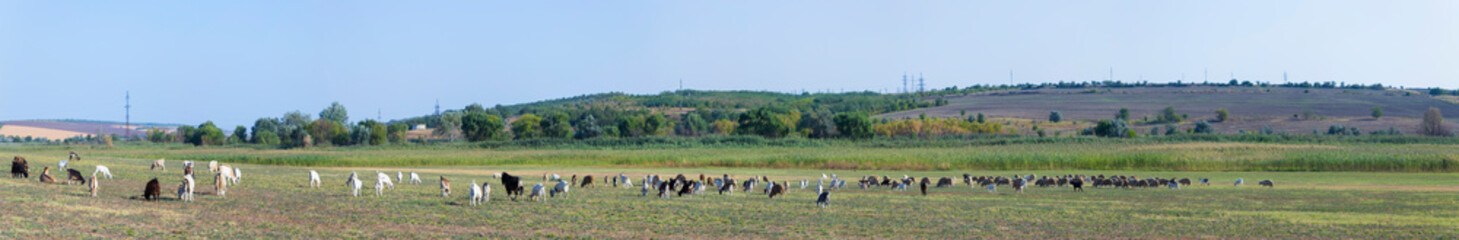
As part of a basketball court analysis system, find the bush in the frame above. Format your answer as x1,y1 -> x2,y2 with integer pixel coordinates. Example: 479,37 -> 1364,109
1090,119 -> 1132,138
1421,107 -> 1449,136
1116,108 -> 1130,120
1193,121 -> 1214,134
1372,106 -> 1383,119
1157,106 -> 1182,123
1215,108 -> 1230,122
833,112 -> 874,140
1049,111 -> 1063,123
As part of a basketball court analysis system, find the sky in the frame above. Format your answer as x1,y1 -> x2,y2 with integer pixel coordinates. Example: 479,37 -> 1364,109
2,1 -> 1456,128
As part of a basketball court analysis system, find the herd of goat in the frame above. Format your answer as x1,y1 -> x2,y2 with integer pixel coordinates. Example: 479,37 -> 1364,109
9,152 -> 1276,207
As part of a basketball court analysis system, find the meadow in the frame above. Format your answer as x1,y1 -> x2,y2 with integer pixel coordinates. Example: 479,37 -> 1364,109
3,141 -> 1458,239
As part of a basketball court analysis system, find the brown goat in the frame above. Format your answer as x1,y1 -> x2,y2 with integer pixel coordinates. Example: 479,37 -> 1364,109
39,167 -> 55,183
768,181 -> 786,199
10,156 -> 29,178
580,175 -> 594,188
143,178 -> 161,201
66,168 -> 86,185
440,176 -> 452,197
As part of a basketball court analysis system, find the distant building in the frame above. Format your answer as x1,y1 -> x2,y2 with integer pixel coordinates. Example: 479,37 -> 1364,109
412,124 -> 428,130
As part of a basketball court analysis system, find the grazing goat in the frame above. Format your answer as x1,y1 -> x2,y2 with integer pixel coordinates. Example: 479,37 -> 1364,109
409,172 -> 422,184
39,167 -> 56,183
1258,180 -> 1274,188
816,191 -> 830,207
1012,179 -> 1025,193
397,172 -> 404,185
347,172 -> 363,197
580,175 -> 594,188
500,172 -> 523,201
151,159 -> 166,171
768,181 -> 786,199
468,180 -> 484,206
1200,178 -> 1210,186
144,178 -> 161,201
678,180 -> 695,197
920,181 -> 928,196
218,165 -> 236,186
309,170 -> 322,188
214,172 -> 228,197
551,180 -> 570,198
88,172 -> 99,197
619,174 -> 632,188
58,159 -> 67,172
11,156 -> 30,178
375,172 -> 394,196
481,181 -> 491,203
69,151 -> 81,161
1070,177 -> 1085,192
530,183 -> 546,202
179,174 -> 195,202
93,165 -> 113,179
440,176 -> 452,197
720,177 -> 735,195
66,168 -> 86,185
1234,178 -> 1244,186
208,160 -> 219,173
232,167 -> 243,185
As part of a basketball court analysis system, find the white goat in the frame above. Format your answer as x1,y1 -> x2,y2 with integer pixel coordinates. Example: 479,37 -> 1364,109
308,170 -> 322,188
468,180 -> 484,206
231,167 -> 242,185
397,172 -> 404,185
179,174 -> 195,202
481,182 -> 491,203
348,172 -> 363,197
375,172 -> 394,196
530,183 -> 545,202
151,159 -> 166,171
208,160 -> 219,173
409,172 -> 422,184
58,159 -> 68,171
93,165 -> 113,179
551,180 -> 569,198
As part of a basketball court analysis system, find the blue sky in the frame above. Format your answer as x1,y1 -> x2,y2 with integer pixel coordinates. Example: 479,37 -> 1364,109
2,1 -> 1455,128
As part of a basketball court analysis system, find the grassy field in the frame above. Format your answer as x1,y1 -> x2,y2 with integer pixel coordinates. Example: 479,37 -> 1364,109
3,146 -> 1458,239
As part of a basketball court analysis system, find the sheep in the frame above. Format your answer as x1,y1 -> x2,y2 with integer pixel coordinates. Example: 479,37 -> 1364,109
481,181 -> 492,203
468,180 -> 484,206
308,170 -> 322,188
208,160 -> 218,173
409,172 -> 422,184
214,172 -> 228,197
551,180 -> 570,198
179,174 -> 195,202
88,172 -> 99,197
816,191 -> 830,207
1258,180 -> 1274,188
500,172 -> 523,201
39,167 -> 55,183
580,175 -> 594,188
11,156 -> 30,178
376,172 -> 394,196
1234,178 -> 1244,186
144,178 -> 161,201
440,176 -> 452,197
66,168 -> 86,185
347,172 -> 363,197
93,165 -> 113,179
529,183 -> 546,202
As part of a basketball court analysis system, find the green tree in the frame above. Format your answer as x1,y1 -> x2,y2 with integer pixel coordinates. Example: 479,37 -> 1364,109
1193,121 -> 1215,134
616,115 -> 644,137
191,121 -> 225,146
386,123 -> 408,144
833,112 -> 874,140
251,118 -> 280,143
1158,106 -> 1182,123
465,103 -> 486,113
541,112 -> 574,138
511,113 -> 543,139
1215,108 -> 1230,122
1049,111 -> 1063,123
253,130 -> 280,145
359,120 -> 387,145
1421,107 -> 1448,136
798,110 -> 835,139
976,113 -> 985,123
319,102 -> 349,124
461,112 -> 505,142
1371,106 -> 1383,119
574,114 -> 604,139
643,114 -> 670,136
710,119 -> 736,135
736,106 -> 796,138
675,113 -> 710,137
230,126 -> 248,144
1117,108 -> 1130,120
349,124 -> 372,145
1091,119 -> 1131,138
175,125 -> 195,143
433,112 -> 462,141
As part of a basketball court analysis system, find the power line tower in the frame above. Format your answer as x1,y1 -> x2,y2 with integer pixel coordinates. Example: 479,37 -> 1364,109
901,72 -> 908,94
125,91 -> 131,140
917,73 -> 925,93
434,99 -> 441,116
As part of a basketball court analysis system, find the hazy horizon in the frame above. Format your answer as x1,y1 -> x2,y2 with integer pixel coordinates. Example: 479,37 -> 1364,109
3,1 -> 1456,128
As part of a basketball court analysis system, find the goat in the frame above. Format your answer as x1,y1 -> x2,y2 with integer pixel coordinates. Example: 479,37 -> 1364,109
218,165 -> 236,186
179,174 -> 195,202
768,181 -> 786,199
580,175 -> 594,188
151,159 -> 165,171
231,167 -> 242,185
1070,177 -> 1085,192
468,180 -> 484,206
88,172 -> 99,197
409,172 -> 422,184
214,171 -> 228,197
719,177 -> 735,195
375,172 -> 394,196
678,180 -> 695,197
208,160 -> 218,173
1234,178 -> 1244,186
66,168 -> 85,185
1012,179 -> 1026,193
93,165 -> 113,179
397,172 -> 404,185
39,167 -> 56,183
481,181 -> 491,203
500,172 -> 523,201
920,180 -> 928,196
816,191 -> 830,207
1200,178 -> 1211,186
551,180 -> 570,198
440,176 -> 452,197
69,151 -> 81,161
11,156 -> 29,178
347,172 -> 363,197
144,178 -> 161,201
308,170 -> 322,188
530,183 -> 546,202
58,159 -> 67,172
1258,180 -> 1274,188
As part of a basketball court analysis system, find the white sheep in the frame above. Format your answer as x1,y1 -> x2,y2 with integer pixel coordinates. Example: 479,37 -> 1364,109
93,165 -> 113,179
409,172 -> 422,184
309,170 -> 322,188
468,180 -> 484,206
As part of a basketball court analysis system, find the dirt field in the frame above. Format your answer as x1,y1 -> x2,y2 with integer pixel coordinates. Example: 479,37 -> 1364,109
0,124 -> 88,140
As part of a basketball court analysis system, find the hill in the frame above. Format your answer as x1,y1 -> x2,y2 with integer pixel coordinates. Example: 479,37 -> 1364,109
0,119 -> 180,140
879,86 -> 1459,135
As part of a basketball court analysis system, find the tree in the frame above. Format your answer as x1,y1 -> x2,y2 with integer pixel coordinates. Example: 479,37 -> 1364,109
616,115 -> 644,137
1421,107 -> 1449,136
1215,108 -> 1230,122
976,113 -> 986,123
1431,88 -> 1446,96
146,127 -> 172,143
1049,111 -> 1063,123
711,119 -> 736,135
1091,119 -> 1131,138
511,113 -> 543,139
308,119 -> 347,145
251,118 -> 280,143
191,121 -> 225,146
541,112 -> 574,138
1116,108 -> 1130,120
1193,121 -> 1214,134
833,112 -> 874,140
386,123 -> 408,144
175,125 -> 195,143
736,106 -> 796,138
1371,106 -> 1383,119
230,126 -> 248,144
358,120 -> 387,145
319,102 -> 349,124
433,112 -> 462,141
1164,123 -> 1178,136
1158,106 -> 1182,124
798,110 -> 835,139
675,113 -> 709,137
465,103 -> 486,113
349,124 -> 372,146
253,130 -> 280,145
461,112 -> 505,142
574,115 -> 604,139
643,114 -> 670,136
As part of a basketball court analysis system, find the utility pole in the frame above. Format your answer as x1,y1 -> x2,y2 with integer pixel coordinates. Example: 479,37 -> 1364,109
434,99 -> 440,116
377,108 -> 382,121
125,91 -> 131,140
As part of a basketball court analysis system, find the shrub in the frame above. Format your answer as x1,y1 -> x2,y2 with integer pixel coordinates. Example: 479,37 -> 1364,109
1049,111 -> 1063,123
1215,108 -> 1230,122
1193,121 -> 1214,134
1116,108 -> 1130,120
1421,107 -> 1449,136
833,112 -> 874,140
1157,106 -> 1182,123
1372,106 -> 1383,119
1090,119 -> 1131,138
